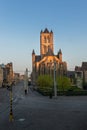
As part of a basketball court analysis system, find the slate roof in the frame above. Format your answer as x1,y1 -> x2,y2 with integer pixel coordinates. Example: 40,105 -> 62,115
32,49 -> 35,54
40,28 -> 53,34
82,62 -> 87,70
75,66 -> 81,71
46,47 -> 54,56
44,28 -> 49,33
35,55 -> 41,62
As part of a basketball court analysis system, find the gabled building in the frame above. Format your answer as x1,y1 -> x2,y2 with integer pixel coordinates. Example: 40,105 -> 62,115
32,28 -> 67,84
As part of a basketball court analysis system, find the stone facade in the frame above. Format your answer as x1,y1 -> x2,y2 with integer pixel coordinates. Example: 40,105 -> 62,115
32,28 -> 67,84
1,62 -> 14,86
0,66 -> 3,87
75,71 -> 83,88
5,62 -> 14,84
75,62 -> 87,88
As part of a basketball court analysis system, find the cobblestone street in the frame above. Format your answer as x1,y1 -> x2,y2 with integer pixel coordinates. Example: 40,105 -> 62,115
0,81 -> 87,130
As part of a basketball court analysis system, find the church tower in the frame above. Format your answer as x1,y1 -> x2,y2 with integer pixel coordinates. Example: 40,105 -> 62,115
40,28 -> 54,58
32,28 -> 67,85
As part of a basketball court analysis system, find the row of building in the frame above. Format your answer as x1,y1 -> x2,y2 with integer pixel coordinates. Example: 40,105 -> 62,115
0,62 -> 20,87
67,62 -> 87,89
32,28 -> 87,89
0,28 -> 86,89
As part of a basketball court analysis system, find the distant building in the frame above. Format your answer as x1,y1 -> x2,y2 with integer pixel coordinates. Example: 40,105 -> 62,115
81,62 -> 87,84
0,62 -> 14,87
5,62 -> 14,84
32,28 -> 67,84
75,62 -> 87,89
0,66 -> 3,87
67,71 -> 75,85
75,71 -> 83,88
20,75 -> 25,80
14,73 -> 20,83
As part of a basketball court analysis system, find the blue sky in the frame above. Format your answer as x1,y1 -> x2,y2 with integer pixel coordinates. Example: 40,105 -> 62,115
0,0 -> 87,74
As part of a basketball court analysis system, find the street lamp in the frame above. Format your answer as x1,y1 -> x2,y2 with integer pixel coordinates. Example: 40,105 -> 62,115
49,61 -> 57,98
24,68 -> 28,94
53,61 -> 57,98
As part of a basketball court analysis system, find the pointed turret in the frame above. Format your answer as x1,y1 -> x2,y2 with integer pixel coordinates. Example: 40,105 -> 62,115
32,49 -> 35,63
50,30 -> 53,33
40,30 -> 43,34
58,49 -> 62,62
44,28 -> 49,33
32,49 -> 35,55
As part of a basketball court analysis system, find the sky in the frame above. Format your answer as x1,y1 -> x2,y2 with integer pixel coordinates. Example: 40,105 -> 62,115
0,0 -> 87,74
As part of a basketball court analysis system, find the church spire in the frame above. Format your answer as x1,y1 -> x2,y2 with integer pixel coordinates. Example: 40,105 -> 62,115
57,49 -> 62,62
32,49 -> 35,54
44,28 -> 49,33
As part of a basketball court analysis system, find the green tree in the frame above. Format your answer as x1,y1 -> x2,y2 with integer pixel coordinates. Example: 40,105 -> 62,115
37,75 -> 53,91
56,76 -> 71,91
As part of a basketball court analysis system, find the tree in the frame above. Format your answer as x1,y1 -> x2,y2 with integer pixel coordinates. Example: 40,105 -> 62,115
56,76 -> 71,91
37,75 -> 53,91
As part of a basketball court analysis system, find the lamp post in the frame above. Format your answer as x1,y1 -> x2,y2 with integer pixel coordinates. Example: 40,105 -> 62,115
53,61 -> 57,98
24,68 -> 29,94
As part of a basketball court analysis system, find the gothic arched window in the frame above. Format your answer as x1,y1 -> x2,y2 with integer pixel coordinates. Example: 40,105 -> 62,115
44,36 -> 46,43
47,36 -> 50,43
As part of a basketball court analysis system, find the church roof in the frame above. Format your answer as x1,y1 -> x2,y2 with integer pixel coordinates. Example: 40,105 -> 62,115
35,55 -> 41,62
82,62 -> 87,70
57,49 -> 62,55
32,49 -> 35,54
59,49 -> 62,54
40,28 -> 53,34
44,28 -> 49,33
46,47 -> 54,56
50,30 -> 53,33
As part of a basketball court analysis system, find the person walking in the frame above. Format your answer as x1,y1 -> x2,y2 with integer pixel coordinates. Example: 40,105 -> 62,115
24,68 -> 28,95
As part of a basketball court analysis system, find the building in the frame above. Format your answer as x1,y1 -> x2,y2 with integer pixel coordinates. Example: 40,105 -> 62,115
75,71 -> 83,88
0,62 -> 14,87
32,28 -> 67,84
75,62 -> 87,89
67,71 -> 75,85
5,62 -> 14,84
0,66 -> 3,87
14,73 -> 20,83
81,62 -> 87,84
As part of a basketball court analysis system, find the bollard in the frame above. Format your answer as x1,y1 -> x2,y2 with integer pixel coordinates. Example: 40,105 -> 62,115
9,87 -> 14,122
49,93 -> 52,99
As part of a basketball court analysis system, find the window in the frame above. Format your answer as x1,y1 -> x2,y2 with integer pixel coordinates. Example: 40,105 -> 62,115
47,36 -> 50,43
44,36 -> 46,43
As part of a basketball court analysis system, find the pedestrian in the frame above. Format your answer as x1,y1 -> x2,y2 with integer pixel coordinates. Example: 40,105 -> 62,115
24,68 -> 28,95
25,89 -> 27,95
